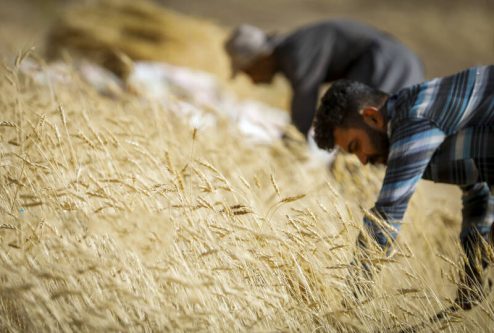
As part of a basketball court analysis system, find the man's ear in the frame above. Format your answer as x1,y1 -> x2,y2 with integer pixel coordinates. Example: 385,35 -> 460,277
360,106 -> 385,131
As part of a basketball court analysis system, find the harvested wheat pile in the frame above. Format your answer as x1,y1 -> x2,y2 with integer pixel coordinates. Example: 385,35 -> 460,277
46,0 -> 290,109
47,0 -> 227,76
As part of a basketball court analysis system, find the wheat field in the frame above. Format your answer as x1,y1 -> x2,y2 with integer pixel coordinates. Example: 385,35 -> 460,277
0,1 -> 493,332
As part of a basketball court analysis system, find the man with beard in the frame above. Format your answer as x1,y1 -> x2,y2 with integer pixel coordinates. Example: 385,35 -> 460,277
313,66 -> 494,309
224,20 -> 424,138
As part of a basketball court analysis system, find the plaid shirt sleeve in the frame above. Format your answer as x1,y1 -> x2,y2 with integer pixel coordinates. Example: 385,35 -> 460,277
363,118 -> 446,247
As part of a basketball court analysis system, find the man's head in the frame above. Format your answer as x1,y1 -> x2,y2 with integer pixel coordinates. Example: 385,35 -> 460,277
224,24 -> 277,84
313,80 -> 390,165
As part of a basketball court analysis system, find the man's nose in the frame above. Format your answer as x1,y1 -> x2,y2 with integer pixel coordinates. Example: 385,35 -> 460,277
357,152 -> 368,165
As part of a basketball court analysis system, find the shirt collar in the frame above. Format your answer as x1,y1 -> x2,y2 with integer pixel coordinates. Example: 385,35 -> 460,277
382,95 -> 396,138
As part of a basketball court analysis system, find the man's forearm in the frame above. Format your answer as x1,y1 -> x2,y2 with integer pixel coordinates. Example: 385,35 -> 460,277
291,88 -> 318,136
363,119 -> 447,250
460,182 -> 493,241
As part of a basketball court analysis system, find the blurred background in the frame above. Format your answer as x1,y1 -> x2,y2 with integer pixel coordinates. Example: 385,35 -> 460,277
160,0 -> 494,78
1,0 -> 493,78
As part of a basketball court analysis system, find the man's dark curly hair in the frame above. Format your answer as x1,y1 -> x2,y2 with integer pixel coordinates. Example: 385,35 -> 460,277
313,80 -> 387,151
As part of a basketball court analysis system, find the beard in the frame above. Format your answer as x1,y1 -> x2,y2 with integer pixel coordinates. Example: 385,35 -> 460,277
366,126 -> 390,165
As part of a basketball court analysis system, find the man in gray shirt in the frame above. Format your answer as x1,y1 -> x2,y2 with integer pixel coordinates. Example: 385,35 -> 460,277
225,20 -> 424,137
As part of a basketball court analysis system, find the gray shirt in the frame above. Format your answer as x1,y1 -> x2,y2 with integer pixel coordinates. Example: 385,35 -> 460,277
274,19 -> 424,135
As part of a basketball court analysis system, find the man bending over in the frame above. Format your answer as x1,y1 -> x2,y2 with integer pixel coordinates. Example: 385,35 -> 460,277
313,66 -> 494,309
225,20 -> 424,137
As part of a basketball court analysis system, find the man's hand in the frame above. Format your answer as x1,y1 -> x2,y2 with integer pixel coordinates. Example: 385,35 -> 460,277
345,231 -> 388,302
455,227 -> 494,310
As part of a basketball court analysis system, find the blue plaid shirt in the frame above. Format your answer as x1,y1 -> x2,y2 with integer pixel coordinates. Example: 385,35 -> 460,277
365,65 -> 494,247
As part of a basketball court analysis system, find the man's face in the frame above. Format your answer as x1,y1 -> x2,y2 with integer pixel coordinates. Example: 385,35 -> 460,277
333,123 -> 389,165
241,56 -> 276,84
243,65 -> 275,84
